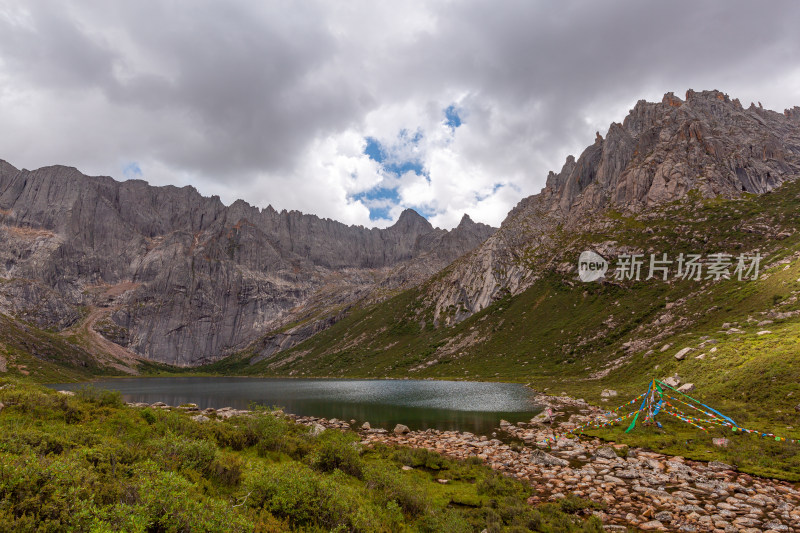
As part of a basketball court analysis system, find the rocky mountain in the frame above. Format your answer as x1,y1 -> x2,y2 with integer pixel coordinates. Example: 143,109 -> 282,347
424,90 -> 800,325
0,162 -> 494,366
237,92 -> 800,444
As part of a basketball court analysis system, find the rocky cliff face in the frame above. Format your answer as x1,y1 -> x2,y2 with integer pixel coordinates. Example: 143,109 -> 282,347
425,90 -> 800,324
0,164 -> 493,365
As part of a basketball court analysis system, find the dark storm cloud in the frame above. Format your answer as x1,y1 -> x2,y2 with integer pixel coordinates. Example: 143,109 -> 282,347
0,1 -> 373,178
0,0 -> 798,227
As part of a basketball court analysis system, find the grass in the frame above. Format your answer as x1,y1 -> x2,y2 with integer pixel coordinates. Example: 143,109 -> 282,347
4,180 -> 800,486
0,314 -> 117,383
0,378 -> 604,532
185,179 -> 800,479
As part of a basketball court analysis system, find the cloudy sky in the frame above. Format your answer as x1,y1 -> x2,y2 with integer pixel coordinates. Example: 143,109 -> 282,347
1,1 -> 799,229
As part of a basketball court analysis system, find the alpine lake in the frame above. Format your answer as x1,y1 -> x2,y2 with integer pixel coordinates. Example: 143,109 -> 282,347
49,377 -> 542,435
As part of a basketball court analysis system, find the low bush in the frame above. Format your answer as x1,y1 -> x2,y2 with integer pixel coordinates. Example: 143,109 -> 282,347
0,381 -> 609,532
75,386 -> 123,408
364,463 -> 430,516
310,429 -> 364,478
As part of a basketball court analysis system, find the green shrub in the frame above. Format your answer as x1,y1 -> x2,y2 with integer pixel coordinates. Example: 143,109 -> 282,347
75,386 -> 123,408
416,509 -> 472,533
152,409 -> 202,438
92,461 -> 252,532
249,414 -> 288,455
558,494 -> 605,514
391,446 -> 447,470
364,463 -> 429,516
210,452 -> 243,487
477,470 -> 528,498
210,421 -> 252,450
245,462 -> 322,527
140,408 -> 156,425
154,433 -> 217,476
310,430 -> 364,478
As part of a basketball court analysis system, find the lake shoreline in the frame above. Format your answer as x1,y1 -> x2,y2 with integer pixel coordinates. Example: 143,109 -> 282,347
113,395 -> 800,532
51,376 -> 542,436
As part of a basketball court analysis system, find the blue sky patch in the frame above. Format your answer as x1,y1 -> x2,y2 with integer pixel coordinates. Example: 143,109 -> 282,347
122,162 -> 142,180
352,187 -> 401,221
364,137 -> 384,163
476,183 -> 503,202
444,104 -> 462,129
360,130 -> 429,221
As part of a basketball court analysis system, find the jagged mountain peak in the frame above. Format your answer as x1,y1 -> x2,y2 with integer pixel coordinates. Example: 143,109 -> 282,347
541,89 -> 800,217
0,160 -> 495,365
425,88 -> 800,326
392,208 -> 432,231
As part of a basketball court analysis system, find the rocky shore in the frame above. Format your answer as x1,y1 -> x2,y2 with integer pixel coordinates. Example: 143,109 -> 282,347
363,425 -> 800,533
122,399 -> 800,532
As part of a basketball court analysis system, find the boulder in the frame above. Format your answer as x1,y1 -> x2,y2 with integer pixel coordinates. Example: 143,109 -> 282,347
309,423 -> 326,436
191,414 -> 209,423
529,449 -> 569,467
674,347 -> 692,360
708,460 -> 735,471
361,421 -> 371,430
601,389 -> 618,398
677,383 -> 695,393
393,424 -> 410,435
594,446 -> 618,460
639,520 -> 665,531
662,376 -> 681,388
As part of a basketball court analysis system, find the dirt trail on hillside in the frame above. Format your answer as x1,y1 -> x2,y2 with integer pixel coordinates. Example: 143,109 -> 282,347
61,282 -> 143,375
78,307 -> 141,374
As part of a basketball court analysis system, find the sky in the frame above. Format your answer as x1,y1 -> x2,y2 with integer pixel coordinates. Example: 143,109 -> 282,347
1,1 -> 799,229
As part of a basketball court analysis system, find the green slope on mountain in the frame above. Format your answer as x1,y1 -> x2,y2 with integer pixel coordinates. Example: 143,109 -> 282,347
208,179 -> 800,455
0,313 -> 172,383
0,379 -> 604,532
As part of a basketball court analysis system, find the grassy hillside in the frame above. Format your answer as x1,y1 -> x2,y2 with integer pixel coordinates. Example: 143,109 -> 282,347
221,181 -> 800,382
5,180 -> 800,483
0,314 -> 117,382
0,378 -> 604,532
198,180 -> 800,476
0,313 -> 175,383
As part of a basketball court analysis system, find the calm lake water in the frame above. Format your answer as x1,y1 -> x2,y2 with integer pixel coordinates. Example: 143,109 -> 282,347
50,377 -> 541,435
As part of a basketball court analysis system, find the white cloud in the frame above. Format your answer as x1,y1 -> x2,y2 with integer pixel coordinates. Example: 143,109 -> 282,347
1,0 -> 799,229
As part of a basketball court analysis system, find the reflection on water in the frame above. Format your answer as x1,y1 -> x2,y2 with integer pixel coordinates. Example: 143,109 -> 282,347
49,377 -> 541,435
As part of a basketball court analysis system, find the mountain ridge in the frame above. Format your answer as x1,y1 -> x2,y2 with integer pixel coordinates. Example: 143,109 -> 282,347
421,89 -> 800,326
0,160 -> 494,366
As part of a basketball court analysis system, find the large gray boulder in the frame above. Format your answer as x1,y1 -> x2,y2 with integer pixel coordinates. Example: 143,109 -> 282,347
530,449 -> 568,467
